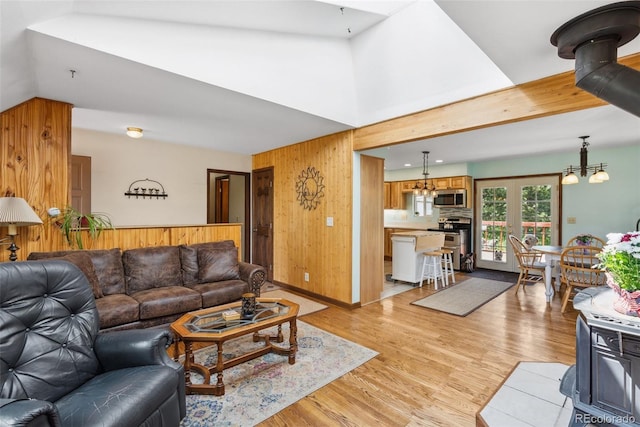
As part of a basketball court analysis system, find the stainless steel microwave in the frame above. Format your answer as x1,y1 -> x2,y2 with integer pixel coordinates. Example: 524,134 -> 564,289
433,189 -> 466,207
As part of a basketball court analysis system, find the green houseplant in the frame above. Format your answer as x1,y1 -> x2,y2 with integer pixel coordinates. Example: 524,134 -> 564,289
55,207 -> 113,249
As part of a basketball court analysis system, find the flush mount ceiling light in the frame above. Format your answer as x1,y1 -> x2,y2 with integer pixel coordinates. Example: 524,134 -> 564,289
561,136 -> 609,185
413,151 -> 438,197
126,127 -> 143,138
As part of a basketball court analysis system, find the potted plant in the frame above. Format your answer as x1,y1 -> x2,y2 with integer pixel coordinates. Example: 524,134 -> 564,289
575,234 -> 594,246
597,232 -> 640,316
55,207 -> 113,249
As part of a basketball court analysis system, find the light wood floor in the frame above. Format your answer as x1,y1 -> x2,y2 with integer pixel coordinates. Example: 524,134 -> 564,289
256,275 -> 578,426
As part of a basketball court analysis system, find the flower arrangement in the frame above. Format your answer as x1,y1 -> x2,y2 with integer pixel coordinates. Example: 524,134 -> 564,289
575,234 -> 593,246
597,232 -> 640,292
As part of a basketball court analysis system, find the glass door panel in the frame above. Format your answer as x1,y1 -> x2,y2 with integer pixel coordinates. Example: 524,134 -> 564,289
476,176 -> 559,272
480,186 -> 508,266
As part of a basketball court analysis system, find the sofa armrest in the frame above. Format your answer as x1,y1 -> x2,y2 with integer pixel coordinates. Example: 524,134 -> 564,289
239,261 -> 267,296
94,328 -> 180,372
0,398 -> 60,427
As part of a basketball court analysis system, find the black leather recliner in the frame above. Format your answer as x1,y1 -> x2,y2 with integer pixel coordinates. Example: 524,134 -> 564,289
0,260 -> 186,427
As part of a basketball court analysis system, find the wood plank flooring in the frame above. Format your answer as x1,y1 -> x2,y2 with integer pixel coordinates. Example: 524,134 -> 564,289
173,274 -> 578,426
259,275 -> 577,426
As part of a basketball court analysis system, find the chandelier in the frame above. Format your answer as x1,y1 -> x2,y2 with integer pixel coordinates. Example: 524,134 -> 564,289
413,151 -> 438,197
561,136 -> 609,185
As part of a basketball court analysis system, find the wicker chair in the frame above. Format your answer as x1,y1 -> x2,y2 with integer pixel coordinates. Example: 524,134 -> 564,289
508,234 -> 546,295
559,245 -> 606,313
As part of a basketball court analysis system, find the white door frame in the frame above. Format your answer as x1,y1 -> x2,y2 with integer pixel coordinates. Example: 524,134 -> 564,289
475,175 -> 560,272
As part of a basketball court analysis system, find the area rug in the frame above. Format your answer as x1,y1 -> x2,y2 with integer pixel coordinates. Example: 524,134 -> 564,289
411,278 -> 515,316
260,289 -> 328,316
179,321 -> 377,426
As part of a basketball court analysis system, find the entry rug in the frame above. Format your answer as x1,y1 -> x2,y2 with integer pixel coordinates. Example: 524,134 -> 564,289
411,278 -> 514,316
180,321 -> 378,426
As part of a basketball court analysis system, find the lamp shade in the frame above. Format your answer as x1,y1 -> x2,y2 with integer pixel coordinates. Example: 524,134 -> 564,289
0,197 -> 43,235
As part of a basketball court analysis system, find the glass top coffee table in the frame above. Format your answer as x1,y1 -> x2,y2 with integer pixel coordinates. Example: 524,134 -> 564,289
170,298 -> 299,396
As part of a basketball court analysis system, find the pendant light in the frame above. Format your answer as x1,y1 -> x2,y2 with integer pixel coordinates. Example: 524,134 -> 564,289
412,151 -> 438,197
561,136 -> 609,185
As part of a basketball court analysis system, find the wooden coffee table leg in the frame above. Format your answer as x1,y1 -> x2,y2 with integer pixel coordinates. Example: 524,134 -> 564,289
288,318 -> 298,365
184,341 -> 193,387
214,341 -> 225,395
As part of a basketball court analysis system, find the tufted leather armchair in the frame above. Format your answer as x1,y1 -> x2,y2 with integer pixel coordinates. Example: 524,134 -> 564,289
0,260 -> 186,427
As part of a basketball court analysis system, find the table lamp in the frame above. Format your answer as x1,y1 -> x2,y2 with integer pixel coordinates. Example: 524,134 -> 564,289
0,197 -> 43,261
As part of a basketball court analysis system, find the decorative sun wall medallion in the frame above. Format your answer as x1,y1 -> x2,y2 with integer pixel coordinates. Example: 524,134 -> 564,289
295,166 -> 325,210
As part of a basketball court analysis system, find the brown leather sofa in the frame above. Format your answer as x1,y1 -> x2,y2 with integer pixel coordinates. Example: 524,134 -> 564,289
28,240 -> 267,331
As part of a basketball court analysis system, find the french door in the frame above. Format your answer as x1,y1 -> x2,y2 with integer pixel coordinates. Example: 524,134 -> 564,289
475,176 -> 559,272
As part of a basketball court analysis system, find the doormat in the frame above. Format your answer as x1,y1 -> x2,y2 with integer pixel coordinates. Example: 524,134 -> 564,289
179,321 -> 377,426
411,278 -> 514,316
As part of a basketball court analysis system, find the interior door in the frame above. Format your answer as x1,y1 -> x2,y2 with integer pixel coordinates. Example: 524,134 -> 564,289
214,176 -> 229,223
252,167 -> 274,281
475,175 -> 559,272
71,155 -> 91,213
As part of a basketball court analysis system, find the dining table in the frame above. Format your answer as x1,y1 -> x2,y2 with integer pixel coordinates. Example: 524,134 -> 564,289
531,245 -> 563,303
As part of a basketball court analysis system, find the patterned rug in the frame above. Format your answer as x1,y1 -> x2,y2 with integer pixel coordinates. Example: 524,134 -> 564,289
180,321 -> 377,426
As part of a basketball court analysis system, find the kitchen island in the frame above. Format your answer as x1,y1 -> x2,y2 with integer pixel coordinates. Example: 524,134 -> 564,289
390,231 -> 444,284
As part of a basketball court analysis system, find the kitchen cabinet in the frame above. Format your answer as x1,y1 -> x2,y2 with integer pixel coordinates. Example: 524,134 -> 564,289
433,176 -> 470,190
384,181 -> 405,210
384,228 -> 394,259
401,180 -> 417,193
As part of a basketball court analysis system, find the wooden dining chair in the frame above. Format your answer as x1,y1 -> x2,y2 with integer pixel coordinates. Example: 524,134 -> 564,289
508,234 -> 546,295
559,245 -> 606,313
566,234 -> 606,248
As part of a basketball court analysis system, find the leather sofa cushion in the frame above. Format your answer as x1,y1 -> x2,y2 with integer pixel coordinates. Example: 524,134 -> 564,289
123,246 -> 183,294
28,248 -> 126,296
131,286 -> 202,320
95,294 -> 140,329
46,252 -> 103,298
179,240 -> 235,285
197,247 -> 240,283
189,279 -> 248,308
55,365 -> 180,426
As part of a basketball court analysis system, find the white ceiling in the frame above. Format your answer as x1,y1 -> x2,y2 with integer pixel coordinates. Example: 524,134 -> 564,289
1,0 -> 639,169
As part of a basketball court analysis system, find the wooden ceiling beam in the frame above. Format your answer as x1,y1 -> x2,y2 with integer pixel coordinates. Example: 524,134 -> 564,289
353,52 -> 640,151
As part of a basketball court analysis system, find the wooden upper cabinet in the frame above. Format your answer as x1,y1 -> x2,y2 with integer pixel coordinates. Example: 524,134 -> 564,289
401,180 -> 416,193
383,182 -> 391,209
433,175 -> 471,190
383,181 -> 405,210
389,181 -> 404,209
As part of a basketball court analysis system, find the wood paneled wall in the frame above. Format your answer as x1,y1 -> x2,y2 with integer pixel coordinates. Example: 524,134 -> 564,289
50,224 -> 242,254
1,98 -> 242,262
359,155 -> 384,305
253,131 -> 353,304
1,98 -> 72,261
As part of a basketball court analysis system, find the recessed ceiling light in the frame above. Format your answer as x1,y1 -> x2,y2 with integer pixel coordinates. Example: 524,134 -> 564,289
404,163 -> 411,167
435,159 -> 443,163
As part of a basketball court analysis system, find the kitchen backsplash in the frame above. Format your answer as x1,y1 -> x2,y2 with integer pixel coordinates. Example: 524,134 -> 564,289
384,205 -> 472,227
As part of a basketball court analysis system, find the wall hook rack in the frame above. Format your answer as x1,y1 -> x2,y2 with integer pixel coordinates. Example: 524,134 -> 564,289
124,178 -> 168,199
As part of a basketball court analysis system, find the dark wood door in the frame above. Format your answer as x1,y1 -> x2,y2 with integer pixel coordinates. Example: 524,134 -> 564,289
215,176 -> 229,223
252,167 -> 273,281
71,155 -> 91,213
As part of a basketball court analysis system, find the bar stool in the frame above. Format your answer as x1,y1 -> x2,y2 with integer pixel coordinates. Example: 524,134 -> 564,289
420,250 -> 445,289
440,248 -> 456,287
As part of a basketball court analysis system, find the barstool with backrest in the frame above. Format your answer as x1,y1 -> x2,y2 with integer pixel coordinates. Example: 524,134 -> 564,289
420,250 -> 445,289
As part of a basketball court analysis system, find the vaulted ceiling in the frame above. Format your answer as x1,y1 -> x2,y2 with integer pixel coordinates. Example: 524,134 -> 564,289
1,0 -> 638,169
